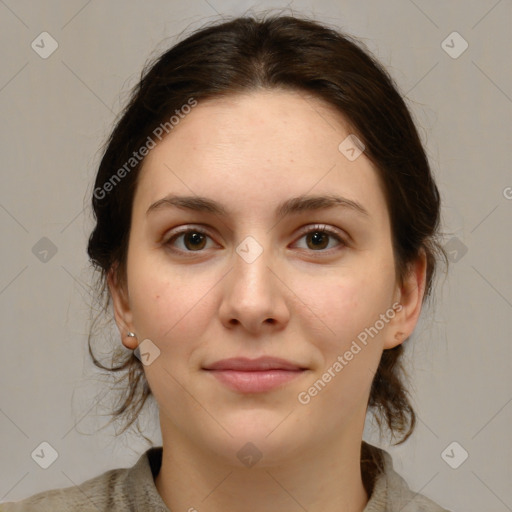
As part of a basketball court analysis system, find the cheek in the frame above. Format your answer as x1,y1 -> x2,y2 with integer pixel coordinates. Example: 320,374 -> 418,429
295,275 -> 392,425
301,269 -> 394,351
127,258 -> 218,408
128,255 -> 216,345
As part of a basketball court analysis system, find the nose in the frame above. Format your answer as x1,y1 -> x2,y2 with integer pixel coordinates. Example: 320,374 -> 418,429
218,237 -> 290,334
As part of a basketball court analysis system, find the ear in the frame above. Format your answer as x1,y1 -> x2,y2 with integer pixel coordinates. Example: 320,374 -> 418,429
384,249 -> 428,350
107,265 -> 137,350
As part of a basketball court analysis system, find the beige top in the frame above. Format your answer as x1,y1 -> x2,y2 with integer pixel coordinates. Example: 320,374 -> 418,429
0,443 -> 451,511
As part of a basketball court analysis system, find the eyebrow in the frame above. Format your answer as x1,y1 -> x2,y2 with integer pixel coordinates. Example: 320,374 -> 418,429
146,193 -> 370,219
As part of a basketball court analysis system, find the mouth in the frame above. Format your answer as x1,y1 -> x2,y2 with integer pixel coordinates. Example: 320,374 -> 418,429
202,357 -> 308,393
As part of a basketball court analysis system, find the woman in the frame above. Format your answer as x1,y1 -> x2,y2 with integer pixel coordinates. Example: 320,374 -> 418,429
2,13 -> 450,512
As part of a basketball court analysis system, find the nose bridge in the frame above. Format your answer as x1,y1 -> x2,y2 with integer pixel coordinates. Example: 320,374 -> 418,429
219,230 -> 289,330
232,233 -> 275,300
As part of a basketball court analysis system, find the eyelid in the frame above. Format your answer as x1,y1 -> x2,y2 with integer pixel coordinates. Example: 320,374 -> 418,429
295,223 -> 346,242
162,224 -> 212,244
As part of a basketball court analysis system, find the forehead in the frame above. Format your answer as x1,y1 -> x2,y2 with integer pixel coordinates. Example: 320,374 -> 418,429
133,90 -> 389,226
147,89 -> 354,161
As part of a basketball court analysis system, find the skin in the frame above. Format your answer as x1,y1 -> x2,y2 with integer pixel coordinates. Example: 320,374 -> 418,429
108,89 -> 426,512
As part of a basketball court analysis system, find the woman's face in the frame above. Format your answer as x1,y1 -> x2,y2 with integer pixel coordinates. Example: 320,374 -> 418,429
110,90 -> 423,465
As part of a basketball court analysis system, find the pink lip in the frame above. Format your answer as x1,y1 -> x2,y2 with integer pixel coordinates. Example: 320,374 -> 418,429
203,357 -> 307,393
204,356 -> 305,371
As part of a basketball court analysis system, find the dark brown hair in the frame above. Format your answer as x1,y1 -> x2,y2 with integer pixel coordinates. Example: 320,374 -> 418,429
87,12 -> 447,491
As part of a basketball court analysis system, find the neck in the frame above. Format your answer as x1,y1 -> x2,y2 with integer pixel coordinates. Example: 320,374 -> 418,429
155,415 -> 371,512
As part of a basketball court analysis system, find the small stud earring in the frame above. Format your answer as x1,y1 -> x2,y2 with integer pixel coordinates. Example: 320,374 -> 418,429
125,332 -> 138,349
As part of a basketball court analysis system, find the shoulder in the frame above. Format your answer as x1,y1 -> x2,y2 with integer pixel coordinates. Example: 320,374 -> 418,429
0,468 -> 127,512
0,447 -> 169,512
363,442 -> 452,512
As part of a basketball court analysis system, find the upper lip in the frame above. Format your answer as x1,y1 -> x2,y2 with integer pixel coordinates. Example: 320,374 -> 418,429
203,357 -> 306,371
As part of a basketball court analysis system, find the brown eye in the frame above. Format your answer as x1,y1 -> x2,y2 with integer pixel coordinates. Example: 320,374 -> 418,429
182,232 -> 207,251
164,228 -> 214,253
293,224 -> 346,252
305,231 -> 330,250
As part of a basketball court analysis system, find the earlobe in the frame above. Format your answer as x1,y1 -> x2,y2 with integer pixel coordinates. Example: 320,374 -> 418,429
107,266 -> 137,350
384,250 -> 428,350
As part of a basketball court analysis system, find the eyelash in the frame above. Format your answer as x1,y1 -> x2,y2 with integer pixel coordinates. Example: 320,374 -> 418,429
163,224 -> 347,256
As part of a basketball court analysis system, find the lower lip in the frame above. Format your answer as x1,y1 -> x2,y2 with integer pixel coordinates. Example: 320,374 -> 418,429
205,369 -> 305,393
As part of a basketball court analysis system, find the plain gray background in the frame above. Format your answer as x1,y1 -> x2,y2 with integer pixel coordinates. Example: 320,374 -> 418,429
1,1 -> 511,510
